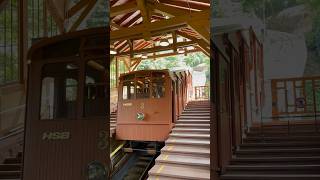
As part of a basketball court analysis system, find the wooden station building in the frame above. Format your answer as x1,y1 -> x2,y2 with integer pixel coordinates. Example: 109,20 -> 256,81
0,0 -> 320,180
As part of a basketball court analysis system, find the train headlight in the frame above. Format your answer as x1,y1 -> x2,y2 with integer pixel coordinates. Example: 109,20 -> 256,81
87,161 -> 107,180
136,112 -> 145,121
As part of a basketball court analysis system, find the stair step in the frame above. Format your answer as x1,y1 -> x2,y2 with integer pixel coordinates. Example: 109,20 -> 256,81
231,156 -> 320,165
181,113 -> 210,116
170,133 -> 210,139
174,124 -> 210,128
148,164 -> 210,180
0,164 -> 21,171
226,164 -> 320,174
176,120 -> 210,124
156,153 -> 209,167
221,174 -> 320,180
244,135 -> 320,142
166,137 -> 210,146
161,145 -> 210,157
3,158 -> 21,164
240,142 -> 320,149
235,148 -> 320,157
172,128 -> 209,134
179,116 -> 210,119
148,175 -> 185,180
247,131 -> 320,136
0,171 -> 21,178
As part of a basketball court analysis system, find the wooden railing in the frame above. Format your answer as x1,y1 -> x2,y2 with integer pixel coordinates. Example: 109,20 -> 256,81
194,86 -> 209,100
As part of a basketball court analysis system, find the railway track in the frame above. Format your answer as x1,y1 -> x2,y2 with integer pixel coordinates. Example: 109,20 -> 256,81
111,142 -> 160,180
148,101 -> 210,180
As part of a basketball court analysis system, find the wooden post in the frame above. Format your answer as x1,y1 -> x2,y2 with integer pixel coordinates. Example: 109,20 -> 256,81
115,57 -> 118,87
18,0 -> 28,85
271,79 -> 278,121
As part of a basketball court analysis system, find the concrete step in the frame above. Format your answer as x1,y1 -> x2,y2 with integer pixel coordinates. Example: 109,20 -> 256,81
179,116 -> 210,119
174,124 -> 210,129
156,153 -> 209,167
148,164 -> 210,180
226,164 -> 320,174
170,133 -> 210,139
221,174 -> 320,180
0,171 -> 21,179
0,164 -> 21,171
166,137 -> 210,146
172,128 -> 210,134
3,158 -> 21,164
235,148 -> 320,157
176,120 -> 210,124
244,135 -> 320,143
240,142 -> 320,149
161,145 -> 210,157
181,113 -> 210,116
231,156 -> 320,165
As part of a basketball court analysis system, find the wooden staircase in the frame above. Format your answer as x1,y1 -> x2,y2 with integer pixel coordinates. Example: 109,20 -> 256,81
221,124 -> 320,180
0,152 -> 22,179
148,101 -> 210,180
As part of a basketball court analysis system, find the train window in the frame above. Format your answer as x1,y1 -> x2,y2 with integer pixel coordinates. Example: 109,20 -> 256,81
84,60 -> 107,117
152,72 -> 166,78
40,63 -> 78,120
152,78 -> 165,98
122,81 -> 135,100
136,77 -> 151,99
123,74 -> 135,80
66,79 -> 78,101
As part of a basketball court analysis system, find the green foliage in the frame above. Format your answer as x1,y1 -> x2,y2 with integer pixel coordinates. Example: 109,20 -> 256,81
137,52 -> 209,71
137,52 -> 210,84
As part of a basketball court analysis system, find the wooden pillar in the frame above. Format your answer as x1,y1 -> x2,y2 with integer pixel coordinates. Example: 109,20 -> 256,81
18,0 -> 28,86
271,79 -> 278,120
115,57 -> 118,87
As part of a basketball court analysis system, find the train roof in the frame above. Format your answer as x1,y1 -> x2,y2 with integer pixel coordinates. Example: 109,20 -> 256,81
119,69 -> 191,81
27,27 -> 107,61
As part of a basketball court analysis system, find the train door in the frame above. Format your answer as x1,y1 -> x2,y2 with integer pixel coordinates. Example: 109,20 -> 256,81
24,59 -> 109,180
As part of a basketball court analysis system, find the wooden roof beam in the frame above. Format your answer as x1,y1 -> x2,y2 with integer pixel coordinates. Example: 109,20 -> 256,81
69,0 -> 97,32
147,1 -> 189,17
116,40 -> 201,56
111,9 -> 209,42
188,19 -> 210,44
136,0 -> 151,40
176,30 -> 209,55
159,0 -> 210,11
147,48 -> 203,60
110,1 -> 138,17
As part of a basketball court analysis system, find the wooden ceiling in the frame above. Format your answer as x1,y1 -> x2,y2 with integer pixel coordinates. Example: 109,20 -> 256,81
110,0 -> 210,63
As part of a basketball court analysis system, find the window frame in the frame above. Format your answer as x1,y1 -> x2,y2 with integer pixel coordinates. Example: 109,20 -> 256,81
39,61 -> 80,121
121,71 -> 167,101
83,59 -> 108,118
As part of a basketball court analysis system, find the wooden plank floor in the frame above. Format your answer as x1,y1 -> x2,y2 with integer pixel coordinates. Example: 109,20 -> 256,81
148,101 -> 210,180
